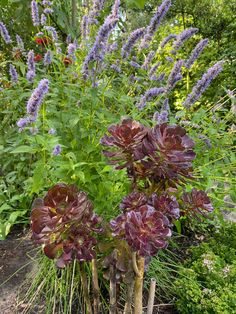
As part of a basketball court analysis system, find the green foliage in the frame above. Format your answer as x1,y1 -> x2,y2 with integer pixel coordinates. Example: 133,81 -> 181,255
174,222 -> 236,314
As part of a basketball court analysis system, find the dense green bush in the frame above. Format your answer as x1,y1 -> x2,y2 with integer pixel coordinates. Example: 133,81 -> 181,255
175,222 -> 236,314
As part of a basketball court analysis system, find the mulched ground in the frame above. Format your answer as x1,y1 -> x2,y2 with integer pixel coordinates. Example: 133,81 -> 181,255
0,227 -> 37,314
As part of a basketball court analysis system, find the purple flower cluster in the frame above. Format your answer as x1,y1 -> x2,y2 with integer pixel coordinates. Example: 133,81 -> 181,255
185,38 -> 209,69
112,0 -> 120,17
26,50 -> 36,82
153,110 -> 169,124
81,15 -> 89,42
31,1 -> 40,26
41,14 -> 47,25
52,144 -> 61,156
44,8 -> 54,15
172,28 -> 198,53
16,34 -> 24,50
140,0 -> 171,49
110,61 -> 121,73
166,60 -> 183,91
42,0 -> 52,6
142,51 -> 155,70
90,0 -> 106,19
0,21 -> 12,44
166,56 -> 173,62
26,78 -> 50,119
82,14 -> 118,77
183,61 -> 224,107
137,87 -> 166,110
9,64 -> 18,83
121,27 -> 145,58
67,43 -> 77,60
48,128 -> 56,135
44,50 -> 52,66
149,62 -> 161,77
44,26 -> 58,42
130,60 -> 140,68
160,34 -> 176,49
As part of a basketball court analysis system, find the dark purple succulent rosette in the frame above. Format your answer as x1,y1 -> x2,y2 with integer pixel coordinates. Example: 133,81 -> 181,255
100,119 -> 148,169
182,188 -> 214,217
111,205 -> 171,257
149,193 -> 180,221
31,183 -> 102,268
141,123 -> 196,185
120,192 -> 148,212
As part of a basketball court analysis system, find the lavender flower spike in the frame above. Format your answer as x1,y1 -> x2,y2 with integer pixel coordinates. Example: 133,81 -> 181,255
149,62 -> 161,77
44,26 -> 58,42
112,0 -> 120,17
41,14 -> 47,25
137,87 -> 166,110
44,50 -> 52,66
160,34 -> 176,49
67,43 -> 77,59
16,34 -> 24,50
172,28 -> 198,53
90,0 -> 106,19
26,50 -> 36,82
185,38 -> 209,69
183,61 -> 224,108
140,0 -> 171,49
166,60 -> 183,91
17,117 -> 30,129
31,1 -> 40,26
9,64 -> 18,83
142,51 -> 155,70
81,15 -> 89,42
82,15 -> 118,77
0,21 -> 12,44
121,27 -> 145,58
27,79 -> 49,119
52,144 -> 62,156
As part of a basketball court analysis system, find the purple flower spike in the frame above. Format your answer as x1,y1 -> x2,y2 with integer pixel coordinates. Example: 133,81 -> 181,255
185,38 -> 209,69
26,50 -> 36,82
137,87 -> 166,110
166,60 -> 183,91
41,14 -> 47,25
52,144 -> 62,156
48,128 -> 56,135
183,61 -> 224,108
160,34 -> 176,49
153,110 -> 169,124
26,79 -> 49,119
112,0 -> 120,17
81,15 -> 89,42
172,28 -> 198,53
44,50 -> 52,66
140,0 -> 171,49
44,8 -> 54,15
16,34 -> 24,50
44,26 -> 58,42
31,1 -> 40,26
142,51 -> 155,70
121,27 -> 145,58
90,0 -> 106,19
67,43 -> 77,59
149,62 -> 161,77
17,117 -> 30,129
9,64 -> 18,83
0,21 -> 12,44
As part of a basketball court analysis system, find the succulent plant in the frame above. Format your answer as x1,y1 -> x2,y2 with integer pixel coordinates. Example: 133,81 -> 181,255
182,188 -> 214,217
142,123 -> 196,185
120,192 -> 148,212
111,205 -> 171,257
31,183 -> 102,267
149,193 -> 180,220
100,118 -> 148,169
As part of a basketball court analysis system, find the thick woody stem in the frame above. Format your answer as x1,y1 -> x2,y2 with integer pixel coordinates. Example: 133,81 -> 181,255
109,263 -> 117,314
134,255 -> 145,314
78,262 -> 93,314
92,258 -> 100,314
147,278 -> 156,314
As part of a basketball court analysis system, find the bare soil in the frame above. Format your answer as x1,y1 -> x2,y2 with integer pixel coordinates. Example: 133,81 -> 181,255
0,227 -> 36,314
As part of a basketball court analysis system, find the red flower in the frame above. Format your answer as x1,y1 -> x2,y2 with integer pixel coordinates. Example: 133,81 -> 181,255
35,36 -> 51,46
63,57 -> 73,66
34,54 -> 42,62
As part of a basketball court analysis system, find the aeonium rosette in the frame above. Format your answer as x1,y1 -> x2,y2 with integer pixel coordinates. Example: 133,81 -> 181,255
31,183 -> 103,268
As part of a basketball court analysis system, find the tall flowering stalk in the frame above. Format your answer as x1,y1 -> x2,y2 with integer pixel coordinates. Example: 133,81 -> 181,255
26,50 -> 36,82
141,51 -> 155,70
26,78 -> 49,120
31,1 -> 40,26
185,38 -> 209,69
44,26 -> 58,42
9,64 -> 18,84
16,34 -> 24,51
0,21 -> 12,44
160,34 -> 176,49
44,50 -> 52,66
172,28 -> 198,53
140,0 -> 171,49
183,61 -> 224,108
166,60 -> 183,91
121,27 -> 145,58
137,87 -> 166,110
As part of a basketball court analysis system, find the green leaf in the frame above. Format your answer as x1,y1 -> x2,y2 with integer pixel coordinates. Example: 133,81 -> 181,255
126,0 -> 146,9
31,162 -> 45,194
10,145 -> 36,154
